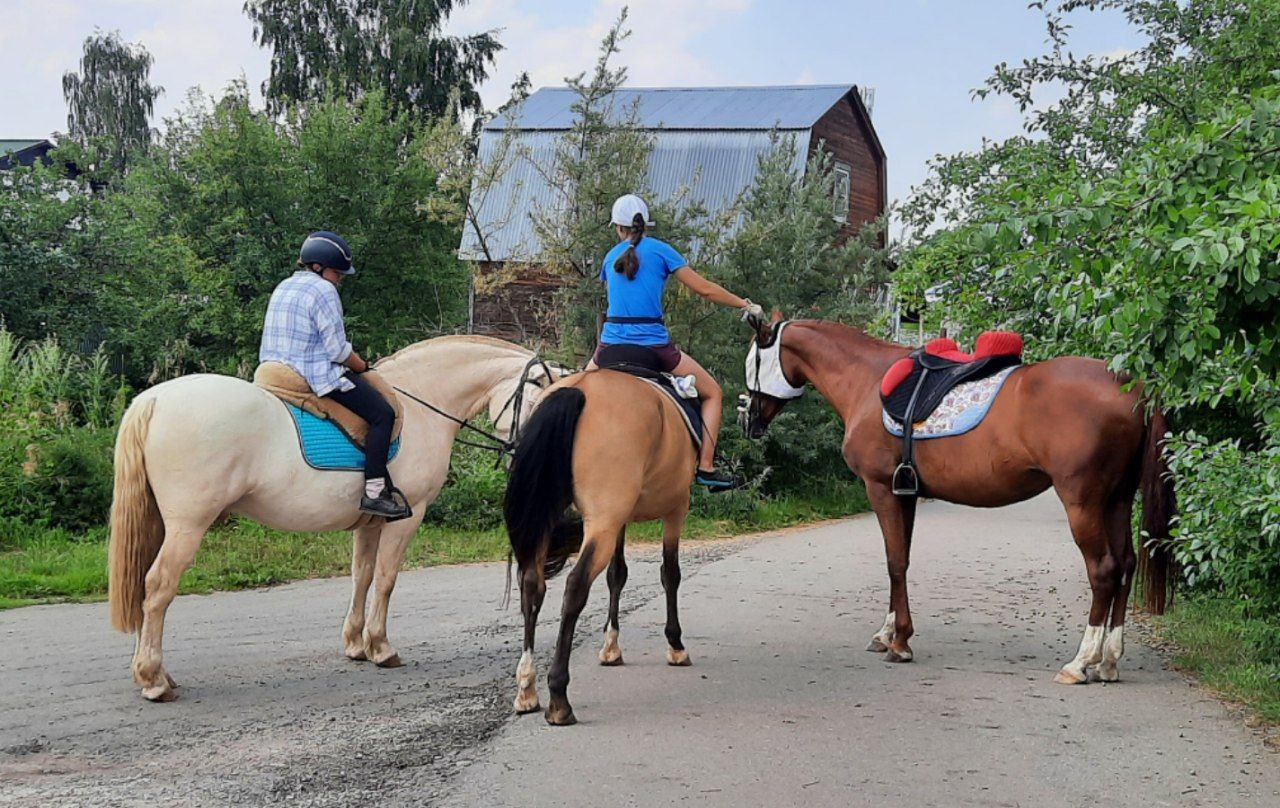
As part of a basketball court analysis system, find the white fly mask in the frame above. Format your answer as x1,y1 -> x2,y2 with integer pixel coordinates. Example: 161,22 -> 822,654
744,321 -> 806,400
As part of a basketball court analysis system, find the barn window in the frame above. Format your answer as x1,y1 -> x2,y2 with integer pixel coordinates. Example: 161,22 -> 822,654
832,162 -> 851,222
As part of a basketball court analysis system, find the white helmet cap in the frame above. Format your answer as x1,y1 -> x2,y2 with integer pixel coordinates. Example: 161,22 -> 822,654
611,194 -> 653,228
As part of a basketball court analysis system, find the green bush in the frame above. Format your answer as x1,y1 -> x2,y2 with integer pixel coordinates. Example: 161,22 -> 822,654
424,444 -> 508,531
1165,425 -> 1280,662
25,428 -> 116,533
0,329 -> 124,532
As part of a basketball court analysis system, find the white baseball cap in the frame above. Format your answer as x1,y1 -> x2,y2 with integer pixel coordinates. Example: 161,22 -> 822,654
611,194 -> 653,227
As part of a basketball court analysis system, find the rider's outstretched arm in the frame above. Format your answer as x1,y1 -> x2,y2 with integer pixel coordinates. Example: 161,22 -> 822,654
672,266 -> 757,313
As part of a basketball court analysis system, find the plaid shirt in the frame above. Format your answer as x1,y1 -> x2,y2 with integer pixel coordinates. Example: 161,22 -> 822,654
259,270 -> 354,396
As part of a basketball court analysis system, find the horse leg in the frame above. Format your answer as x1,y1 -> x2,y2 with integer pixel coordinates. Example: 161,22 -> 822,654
865,483 -> 916,662
342,523 -> 382,661
1097,498 -> 1136,682
1054,499 -> 1117,684
546,531 -> 615,726
514,563 -> 547,714
599,528 -> 627,666
661,513 -> 691,666
132,522 -> 206,702
363,507 -> 426,667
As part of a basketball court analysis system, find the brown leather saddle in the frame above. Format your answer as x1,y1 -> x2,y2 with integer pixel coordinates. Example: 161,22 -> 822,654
253,361 -> 404,447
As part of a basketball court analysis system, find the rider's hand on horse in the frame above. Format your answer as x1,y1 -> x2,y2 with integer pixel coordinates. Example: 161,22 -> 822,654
345,351 -> 370,374
740,300 -> 765,322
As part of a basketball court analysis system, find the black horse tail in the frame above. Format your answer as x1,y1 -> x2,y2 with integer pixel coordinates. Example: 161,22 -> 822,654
1137,407 -> 1177,614
505,387 -> 586,581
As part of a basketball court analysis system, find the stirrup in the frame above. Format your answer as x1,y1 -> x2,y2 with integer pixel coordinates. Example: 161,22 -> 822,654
361,484 -> 413,522
891,462 -> 919,497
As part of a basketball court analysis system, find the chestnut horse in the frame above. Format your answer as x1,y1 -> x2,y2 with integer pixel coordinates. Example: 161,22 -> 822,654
740,315 -> 1174,685
503,370 -> 698,725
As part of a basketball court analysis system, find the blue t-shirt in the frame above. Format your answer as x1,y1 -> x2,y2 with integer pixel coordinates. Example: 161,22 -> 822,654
599,236 -> 688,345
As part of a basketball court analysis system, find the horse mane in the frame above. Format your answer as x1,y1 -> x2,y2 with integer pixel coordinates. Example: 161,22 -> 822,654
791,319 -> 908,353
376,333 -> 534,368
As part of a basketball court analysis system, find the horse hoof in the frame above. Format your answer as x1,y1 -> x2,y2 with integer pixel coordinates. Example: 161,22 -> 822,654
1053,668 -> 1087,685
865,638 -> 889,653
373,653 -> 403,669
1093,667 -> 1119,683
142,683 -> 177,702
544,706 -> 577,726
598,650 -> 624,666
666,648 -> 691,666
346,647 -> 368,662
884,648 -> 913,663
513,693 -> 541,714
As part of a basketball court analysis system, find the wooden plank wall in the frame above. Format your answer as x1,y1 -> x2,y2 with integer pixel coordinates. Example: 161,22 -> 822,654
470,262 -> 564,344
808,92 -> 886,243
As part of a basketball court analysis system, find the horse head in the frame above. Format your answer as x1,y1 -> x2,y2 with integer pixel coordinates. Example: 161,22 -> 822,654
739,310 -> 806,439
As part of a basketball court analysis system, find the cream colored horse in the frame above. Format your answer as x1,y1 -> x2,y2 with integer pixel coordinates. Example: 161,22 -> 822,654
108,335 -> 553,702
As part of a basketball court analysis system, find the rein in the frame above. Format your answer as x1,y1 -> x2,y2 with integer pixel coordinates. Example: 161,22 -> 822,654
391,355 -> 554,468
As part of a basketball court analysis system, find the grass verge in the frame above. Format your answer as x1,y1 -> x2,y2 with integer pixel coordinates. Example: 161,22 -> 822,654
0,479 -> 869,609
1146,595 -> 1280,733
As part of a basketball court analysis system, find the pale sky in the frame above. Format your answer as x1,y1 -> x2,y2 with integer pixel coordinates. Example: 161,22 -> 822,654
0,0 -> 1141,218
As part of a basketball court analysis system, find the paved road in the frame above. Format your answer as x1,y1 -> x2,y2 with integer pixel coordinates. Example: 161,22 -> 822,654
1,494 -> 1276,806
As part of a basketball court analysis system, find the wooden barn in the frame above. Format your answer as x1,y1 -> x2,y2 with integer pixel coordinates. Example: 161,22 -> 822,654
458,84 -> 886,341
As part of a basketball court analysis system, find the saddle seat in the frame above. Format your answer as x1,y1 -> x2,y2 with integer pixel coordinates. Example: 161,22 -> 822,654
880,331 -> 1023,425
253,361 -> 404,448
593,344 -> 704,450
878,331 -> 1023,497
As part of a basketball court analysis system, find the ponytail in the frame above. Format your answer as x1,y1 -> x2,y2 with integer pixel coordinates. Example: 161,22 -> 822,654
613,213 -> 645,280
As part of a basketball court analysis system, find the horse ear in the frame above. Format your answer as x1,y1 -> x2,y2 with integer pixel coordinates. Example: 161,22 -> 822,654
770,309 -> 784,324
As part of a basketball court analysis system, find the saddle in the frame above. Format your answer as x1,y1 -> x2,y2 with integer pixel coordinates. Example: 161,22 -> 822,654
253,361 -> 404,447
879,332 -> 1023,496
594,344 -> 704,450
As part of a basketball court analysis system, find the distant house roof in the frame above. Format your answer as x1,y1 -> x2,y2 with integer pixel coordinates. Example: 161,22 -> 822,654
485,84 -> 859,131
0,138 -> 56,171
462,84 -> 872,262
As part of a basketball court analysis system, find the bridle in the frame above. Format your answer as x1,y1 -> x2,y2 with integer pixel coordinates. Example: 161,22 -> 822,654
739,320 -> 804,430
392,354 -> 555,469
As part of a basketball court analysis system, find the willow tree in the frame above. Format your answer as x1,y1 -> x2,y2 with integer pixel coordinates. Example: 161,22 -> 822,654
62,30 -> 162,172
244,0 -> 500,122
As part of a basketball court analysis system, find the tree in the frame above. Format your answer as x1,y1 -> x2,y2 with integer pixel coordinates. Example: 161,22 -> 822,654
244,0 -> 500,122
133,84 -> 469,373
670,139 -> 892,487
527,10 -> 658,354
62,30 -> 162,172
893,0 -> 1280,629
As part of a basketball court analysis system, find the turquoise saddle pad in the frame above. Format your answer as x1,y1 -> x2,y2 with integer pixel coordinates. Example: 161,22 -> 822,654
285,404 -> 401,471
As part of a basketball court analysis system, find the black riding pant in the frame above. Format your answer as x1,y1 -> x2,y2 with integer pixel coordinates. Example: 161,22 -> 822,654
326,372 -> 395,481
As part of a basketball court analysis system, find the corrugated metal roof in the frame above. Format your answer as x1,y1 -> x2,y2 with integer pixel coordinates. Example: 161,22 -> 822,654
486,85 -> 854,131
459,129 -> 809,261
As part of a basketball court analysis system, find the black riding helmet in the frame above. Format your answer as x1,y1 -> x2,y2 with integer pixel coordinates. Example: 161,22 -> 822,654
298,231 -> 356,275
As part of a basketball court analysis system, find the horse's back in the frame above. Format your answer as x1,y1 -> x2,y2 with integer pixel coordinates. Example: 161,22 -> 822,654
142,373 -> 286,439
559,370 -> 695,521
907,356 -> 1144,505
135,374 -> 301,506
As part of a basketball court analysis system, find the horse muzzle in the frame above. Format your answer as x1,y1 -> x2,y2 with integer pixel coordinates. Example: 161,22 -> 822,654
736,393 -> 769,440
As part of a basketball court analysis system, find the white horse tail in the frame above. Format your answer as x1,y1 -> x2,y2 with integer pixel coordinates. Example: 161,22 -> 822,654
109,395 -> 164,633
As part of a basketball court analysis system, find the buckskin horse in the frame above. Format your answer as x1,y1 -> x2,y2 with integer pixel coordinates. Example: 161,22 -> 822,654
739,314 -> 1174,685
503,367 -> 700,725
108,335 -> 553,701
